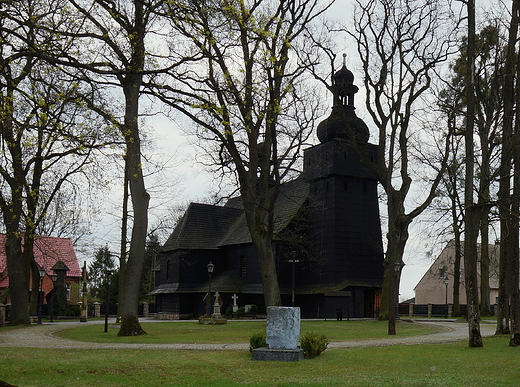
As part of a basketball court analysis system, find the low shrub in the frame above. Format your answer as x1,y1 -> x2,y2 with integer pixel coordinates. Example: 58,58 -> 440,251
249,304 -> 258,314
225,306 -> 234,316
67,305 -> 81,317
249,331 -> 266,352
236,306 -> 246,317
300,331 -> 329,358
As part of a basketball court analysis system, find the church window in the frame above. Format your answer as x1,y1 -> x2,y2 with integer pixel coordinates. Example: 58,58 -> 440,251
166,259 -> 172,280
240,255 -> 247,277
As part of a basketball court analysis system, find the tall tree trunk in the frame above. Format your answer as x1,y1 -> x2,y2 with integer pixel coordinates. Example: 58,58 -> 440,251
497,0 -> 519,337
117,78 -> 149,336
380,193 -> 409,335
480,217 -> 491,316
509,151 -> 520,345
114,0 -> 149,337
464,0 -> 483,347
452,229 -> 462,317
508,0 -> 520,345
117,156 -> 129,322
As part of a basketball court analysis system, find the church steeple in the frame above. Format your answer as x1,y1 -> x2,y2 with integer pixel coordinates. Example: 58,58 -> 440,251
316,55 -> 369,144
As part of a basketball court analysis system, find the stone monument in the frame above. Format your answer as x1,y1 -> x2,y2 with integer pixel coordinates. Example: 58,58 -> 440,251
232,293 -> 238,313
252,306 -> 304,361
212,291 -> 222,318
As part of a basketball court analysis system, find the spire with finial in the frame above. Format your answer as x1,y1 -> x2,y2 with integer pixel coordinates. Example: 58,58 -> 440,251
316,55 -> 369,144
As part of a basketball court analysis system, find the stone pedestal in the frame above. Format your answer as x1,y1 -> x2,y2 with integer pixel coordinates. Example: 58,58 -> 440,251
80,293 -> 88,322
143,302 -> 149,317
252,306 -> 304,361
93,302 -> 101,318
252,347 -> 304,361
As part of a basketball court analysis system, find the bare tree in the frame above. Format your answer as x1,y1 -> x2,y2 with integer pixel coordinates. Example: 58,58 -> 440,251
153,0 -> 331,307
49,0 -> 171,335
348,0 -> 456,334
0,0 -> 108,324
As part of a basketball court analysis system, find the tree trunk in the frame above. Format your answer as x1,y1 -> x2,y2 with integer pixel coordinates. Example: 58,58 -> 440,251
114,0 -> 149,337
117,142 -> 149,336
117,69 -> 149,336
252,236 -> 282,307
380,193 -> 409,318
508,0 -> 520,345
452,231 -> 462,317
379,195 -> 409,336
117,156 -> 129,322
464,208 -> 483,347
5,232 -> 30,325
497,0 -> 519,337
479,217 -> 491,316
464,0 -> 483,348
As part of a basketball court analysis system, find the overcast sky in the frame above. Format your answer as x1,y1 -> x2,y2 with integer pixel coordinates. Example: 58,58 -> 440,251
83,0 -> 507,302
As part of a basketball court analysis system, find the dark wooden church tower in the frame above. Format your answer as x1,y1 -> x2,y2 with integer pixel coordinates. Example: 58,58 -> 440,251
302,58 -> 384,318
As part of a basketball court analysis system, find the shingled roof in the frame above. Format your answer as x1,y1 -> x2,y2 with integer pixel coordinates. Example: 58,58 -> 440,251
162,178 -> 310,251
0,234 -> 81,278
219,178 -> 309,246
162,203 -> 243,251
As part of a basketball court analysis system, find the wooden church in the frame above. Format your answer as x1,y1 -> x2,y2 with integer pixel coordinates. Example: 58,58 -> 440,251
150,63 -> 384,319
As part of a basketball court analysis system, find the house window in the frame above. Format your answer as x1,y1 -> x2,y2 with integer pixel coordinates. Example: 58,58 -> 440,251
241,255 -> 247,277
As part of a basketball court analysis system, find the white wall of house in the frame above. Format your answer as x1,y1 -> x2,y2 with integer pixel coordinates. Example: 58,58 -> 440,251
414,240 -> 499,305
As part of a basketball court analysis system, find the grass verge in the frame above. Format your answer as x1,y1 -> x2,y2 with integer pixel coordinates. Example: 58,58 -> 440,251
55,320 -> 442,343
1,335 -> 519,386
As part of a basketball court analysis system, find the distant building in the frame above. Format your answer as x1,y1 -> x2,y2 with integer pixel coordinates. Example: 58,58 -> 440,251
151,64 -> 385,319
0,235 -> 82,305
414,240 -> 499,305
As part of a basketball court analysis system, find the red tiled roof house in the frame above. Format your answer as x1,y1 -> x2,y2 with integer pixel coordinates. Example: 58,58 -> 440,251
0,235 -> 82,305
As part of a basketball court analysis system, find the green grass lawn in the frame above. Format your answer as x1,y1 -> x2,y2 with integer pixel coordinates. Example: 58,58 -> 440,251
55,320 -> 442,343
2,335 -> 520,386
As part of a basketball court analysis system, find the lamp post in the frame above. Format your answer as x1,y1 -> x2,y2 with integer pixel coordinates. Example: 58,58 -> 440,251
37,267 -> 46,324
49,273 -> 58,322
104,270 -> 111,333
207,261 -> 214,317
288,252 -> 300,307
444,275 -> 449,318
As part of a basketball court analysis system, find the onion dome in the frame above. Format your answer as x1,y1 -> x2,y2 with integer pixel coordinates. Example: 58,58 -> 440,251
317,55 -> 369,144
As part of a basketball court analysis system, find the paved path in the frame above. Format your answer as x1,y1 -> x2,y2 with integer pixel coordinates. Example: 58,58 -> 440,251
0,319 -> 498,351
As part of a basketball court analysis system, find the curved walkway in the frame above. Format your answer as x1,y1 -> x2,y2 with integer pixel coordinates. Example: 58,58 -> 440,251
0,319 -> 498,351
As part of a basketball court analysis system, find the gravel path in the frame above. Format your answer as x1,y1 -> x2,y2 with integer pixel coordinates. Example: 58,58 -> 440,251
0,319 -> 498,351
